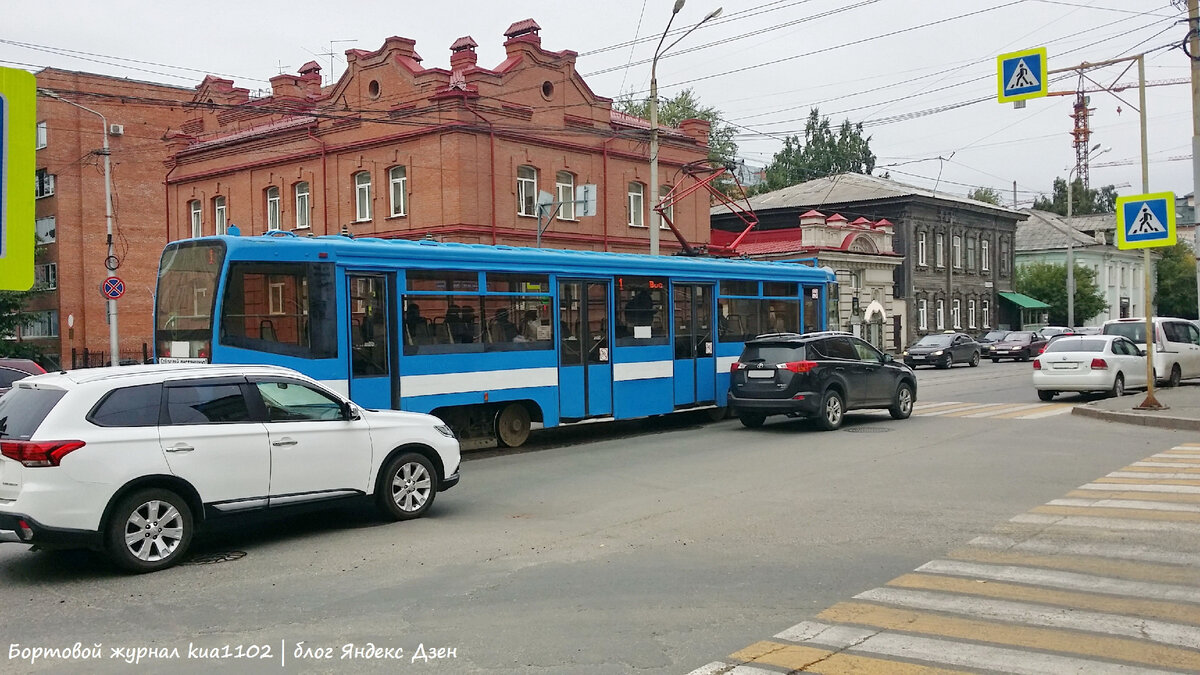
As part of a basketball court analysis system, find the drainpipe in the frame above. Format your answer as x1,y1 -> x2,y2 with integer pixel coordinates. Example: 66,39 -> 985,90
463,106 -> 497,245
164,161 -> 178,242
602,136 -> 620,252
307,127 -> 328,229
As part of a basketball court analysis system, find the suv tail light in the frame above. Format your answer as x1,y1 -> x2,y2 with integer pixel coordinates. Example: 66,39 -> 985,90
1032,359 -> 1041,370
730,362 -> 742,374
782,360 -> 818,373
1090,358 -> 1108,370
0,440 -> 86,467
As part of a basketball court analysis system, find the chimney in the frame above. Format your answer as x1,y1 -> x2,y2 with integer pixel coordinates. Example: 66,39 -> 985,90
298,61 -> 323,96
269,74 -> 302,99
678,118 -> 711,146
450,36 -> 478,70
798,210 -> 826,227
504,18 -> 542,54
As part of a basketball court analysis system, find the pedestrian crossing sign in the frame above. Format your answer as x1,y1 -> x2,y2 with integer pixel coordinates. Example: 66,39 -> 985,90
997,47 -> 1047,103
1116,192 -> 1175,250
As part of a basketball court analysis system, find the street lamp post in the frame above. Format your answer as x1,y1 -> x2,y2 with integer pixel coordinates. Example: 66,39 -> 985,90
41,91 -> 119,365
649,1 -> 721,256
1063,144 -> 1109,327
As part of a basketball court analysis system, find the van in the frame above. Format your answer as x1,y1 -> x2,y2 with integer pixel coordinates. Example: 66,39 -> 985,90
1101,317 -> 1200,387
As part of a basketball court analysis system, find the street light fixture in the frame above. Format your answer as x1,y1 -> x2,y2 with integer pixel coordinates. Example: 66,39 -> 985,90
40,90 -> 120,365
649,1 -> 722,256
1063,143 -> 1110,327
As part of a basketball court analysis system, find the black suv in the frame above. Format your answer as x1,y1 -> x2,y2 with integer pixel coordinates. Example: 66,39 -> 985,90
728,332 -> 917,431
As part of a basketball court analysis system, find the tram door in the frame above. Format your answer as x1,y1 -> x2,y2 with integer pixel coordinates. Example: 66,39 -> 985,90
347,273 -> 396,409
558,279 -> 613,419
672,283 -> 716,407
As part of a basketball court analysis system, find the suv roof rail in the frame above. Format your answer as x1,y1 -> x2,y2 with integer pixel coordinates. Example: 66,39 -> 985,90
751,332 -> 804,340
799,330 -> 852,337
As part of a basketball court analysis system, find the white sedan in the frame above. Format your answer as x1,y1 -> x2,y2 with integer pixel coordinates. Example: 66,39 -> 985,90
1032,334 -> 1148,401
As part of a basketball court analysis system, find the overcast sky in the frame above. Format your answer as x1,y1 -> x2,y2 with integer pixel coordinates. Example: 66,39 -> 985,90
2,0 -> 1191,208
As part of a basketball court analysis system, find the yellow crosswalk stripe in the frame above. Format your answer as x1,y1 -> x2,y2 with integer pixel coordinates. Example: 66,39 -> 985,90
815,602 -> 1200,671
729,640 -> 971,675
1094,477 -> 1200,487
946,546 -> 1200,586
1066,488 -> 1200,504
1120,465 -> 1200,473
990,403 -> 1072,418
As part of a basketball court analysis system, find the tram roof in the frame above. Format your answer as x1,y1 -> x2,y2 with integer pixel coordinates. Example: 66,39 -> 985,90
190,234 -> 836,282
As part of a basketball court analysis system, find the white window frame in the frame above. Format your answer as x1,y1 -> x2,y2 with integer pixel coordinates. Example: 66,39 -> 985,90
354,171 -> 372,222
517,165 -> 538,217
34,263 -> 57,290
213,196 -> 227,235
36,121 -> 48,150
294,182 -> 311,230
265,186 -> 281,231
628,182 -> 645,228
935,233 -> 944,268
917,231 -> 927,266
35,169 -> 55,199
389,166 -> 407,217
556,171 -> 576,221
22,310 -> 59,338
966,235 -> 976,271
269,281 -> 285,315
659,185 -> 673,229
35,216 -> 56,244
952,235 -> 962,269
193,287 -> 209,317
936,299 -> 945,330
189,200 -> 202,238
981,300 -> 990,328
968,299 -> 976,328
918,299 -> 928,330
952,298 -> 961,328
981,239 -> 990,272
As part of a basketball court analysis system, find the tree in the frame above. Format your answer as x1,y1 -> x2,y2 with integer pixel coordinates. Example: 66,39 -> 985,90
1015,262 -> 1107,326
1032,177 -> 1119,216
967,187 -> 1004,206
1155,243 -> 1197,319
614,88 -> 739,195
753,108 -> 875,194
0,291 -> 42,360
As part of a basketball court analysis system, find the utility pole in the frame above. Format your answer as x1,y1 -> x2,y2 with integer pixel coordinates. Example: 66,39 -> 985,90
1189,0 -> 1200,321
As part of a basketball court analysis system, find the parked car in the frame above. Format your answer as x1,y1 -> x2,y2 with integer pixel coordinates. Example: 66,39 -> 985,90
902,332 -> 981,369
1033,334 -> 1148,400
977,330 -> 1012,346
989,331 -> 1047,362
728,332 -> 917,431
1102,317 -> 1200,387
1037,326 -> 1072,339
0,363 -> 461,573
0,359 -> 46,397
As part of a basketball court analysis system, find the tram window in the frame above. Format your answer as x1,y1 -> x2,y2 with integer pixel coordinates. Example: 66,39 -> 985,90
406,269 -> 478,293
615,276 -> 667,346
481,296 -> 553,351
718,297 -> 763,342
402,295 -> 483,355
763,281 -> 797,297
720,280 -> 758,297
486,272 -> 550,293
765,300 -> 800,333
220,262 -> 336,359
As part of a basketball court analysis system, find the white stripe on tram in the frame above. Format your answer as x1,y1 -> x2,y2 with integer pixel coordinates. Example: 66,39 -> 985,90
716,355 -> 738,372
317,379 -> 349,397
612,360 -> 673,381
774,620 -> 1170,675
855,587 -> 1200,650
400,367 -> 558,398
967,535 -> 1200,566
915,559 -> 1200,604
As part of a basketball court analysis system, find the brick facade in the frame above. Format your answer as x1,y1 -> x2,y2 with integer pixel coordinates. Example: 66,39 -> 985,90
165,20 -> 712,253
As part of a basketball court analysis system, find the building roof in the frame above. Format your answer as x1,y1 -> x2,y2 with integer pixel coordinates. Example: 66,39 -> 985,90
1016,209 -> 1101,251
714,173 -> 1025,218
998,291 -> 1051,309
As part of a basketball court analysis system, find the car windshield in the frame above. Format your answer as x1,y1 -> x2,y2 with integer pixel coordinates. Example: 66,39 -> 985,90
1006,332 -> 1033,343
1044,338 -> 1107,353
981,331 -> 1008,341
1040,327 -> 1068,337
1104,322 -> 1146,342
0,385 -> 67,440
741,344 -> 805,364
914,335 -> 953,347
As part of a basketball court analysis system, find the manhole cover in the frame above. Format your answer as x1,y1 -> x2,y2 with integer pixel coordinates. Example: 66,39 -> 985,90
843,427 -> 892,433
183,550 -> 246,565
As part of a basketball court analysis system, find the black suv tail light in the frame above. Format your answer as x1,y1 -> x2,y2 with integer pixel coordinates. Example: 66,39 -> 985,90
0,440 -> 86,467
782,361 -> 818,373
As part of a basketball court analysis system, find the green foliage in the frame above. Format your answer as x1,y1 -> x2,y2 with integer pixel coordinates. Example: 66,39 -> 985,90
0,291 -> 42,360
1032,177 -> 1119,216
1015,262 -> 1108,326
614,88 -> 739,195
753,108 -> 875,194
1155,243 -> 1198,319
967,187 -> 1004,206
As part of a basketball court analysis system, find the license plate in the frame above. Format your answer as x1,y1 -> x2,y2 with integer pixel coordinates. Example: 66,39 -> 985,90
1052,362 -> 1077,370
911,355 -> 925,360
746,370 -> 775,379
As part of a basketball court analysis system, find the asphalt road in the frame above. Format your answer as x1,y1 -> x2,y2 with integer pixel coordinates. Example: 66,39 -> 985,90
0,362 -> 1187,674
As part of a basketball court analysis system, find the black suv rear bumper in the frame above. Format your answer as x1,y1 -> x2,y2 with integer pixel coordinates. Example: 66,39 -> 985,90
727,392 -> 821,416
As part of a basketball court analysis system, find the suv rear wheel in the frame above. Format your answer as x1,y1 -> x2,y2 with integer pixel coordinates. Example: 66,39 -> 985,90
738,412 -> 766,428
106,488 -> 193,574
815,389 -> 844,431
889,383 -> 914,420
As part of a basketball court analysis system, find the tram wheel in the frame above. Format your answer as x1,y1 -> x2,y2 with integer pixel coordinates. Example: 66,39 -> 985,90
496,403 -> 532,448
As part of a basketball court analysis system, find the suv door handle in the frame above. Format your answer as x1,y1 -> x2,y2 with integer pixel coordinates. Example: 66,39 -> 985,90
165,443 -> 194,453
271,438 -> 298,447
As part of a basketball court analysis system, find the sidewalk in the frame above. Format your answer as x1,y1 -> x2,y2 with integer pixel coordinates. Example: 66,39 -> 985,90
1071,382 -> 1200,431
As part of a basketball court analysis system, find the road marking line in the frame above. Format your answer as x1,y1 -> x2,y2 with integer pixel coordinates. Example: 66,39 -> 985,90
888,572 -> 1200,627
774,620 -> 1173,675
1095,477 -> 1200,487
1011,512 -> 1200,533
818,601 -> 1200,670
962,402 -> 1048,417
1011,403 -> 1075,418
939,403 -> 1025,417
969,534 -> 1200,566
686,662 -> 777,675
1032,504 -> 1200,524
1169,445 -> 1200,452
914,402 -> 998,416
946,545 -> 1200,586
913,401 -> 967,411
1109,470 -> 1200,480
729,640 -> 972,675
1078,482 -> 1200,495
1127,462 -> 1200,470
1067,488 -> 1200,504
915,559 -> 1200,604
1151,454 -> 1200,461
1049,497 -> 1200,513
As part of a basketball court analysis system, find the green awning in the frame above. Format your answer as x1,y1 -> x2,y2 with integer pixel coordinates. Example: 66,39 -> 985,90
998,291 -> 1050,309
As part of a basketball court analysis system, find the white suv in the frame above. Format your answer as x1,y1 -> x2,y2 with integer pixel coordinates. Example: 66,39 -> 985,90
0,364 -> 460,573
1102,317 -> 1200,387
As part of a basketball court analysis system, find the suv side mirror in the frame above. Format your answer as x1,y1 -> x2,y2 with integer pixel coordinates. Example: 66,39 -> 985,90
882,353 -> 895,363
341,401 -> 361,421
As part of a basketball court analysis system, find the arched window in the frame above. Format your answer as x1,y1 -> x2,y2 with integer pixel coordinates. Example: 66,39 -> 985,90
354,171 -> 372,222
389,166 -> 407,217
517,166 -> 538,217
189,200 -> 202,238
265,186 -> 281,231
556,171 -> 575,220
627,182 -> 645,228
294,182 -> 310,229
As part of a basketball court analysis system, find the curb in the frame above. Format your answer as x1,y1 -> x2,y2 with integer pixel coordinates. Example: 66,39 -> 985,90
1071,404 -> 1200,432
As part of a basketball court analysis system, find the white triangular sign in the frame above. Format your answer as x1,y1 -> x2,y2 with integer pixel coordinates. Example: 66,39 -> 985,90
1128,204 -> 1166,235
1005,58 -> 1039,92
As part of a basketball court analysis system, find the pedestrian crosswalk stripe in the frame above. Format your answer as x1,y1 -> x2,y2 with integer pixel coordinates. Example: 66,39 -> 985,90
1079,482 -> 1200,495
1109,470 -> 1200,480
1011,512 -> 1200,534
940,403 -> 1020,417
969,534 -> 1200,567
728,640 -> 970,675
914,559 -> 1200,604
1097,477 -> 1200,487
910,400 -> 1075,419
1049,497 -> 1200,514
945,545 -> 1200,586
1033,504 -> 1200,524
1127,462 -> 1200,470
1069,488 -> 1200,504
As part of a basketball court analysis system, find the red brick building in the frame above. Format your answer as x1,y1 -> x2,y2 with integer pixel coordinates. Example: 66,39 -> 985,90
26,69 -> 194,368
164,20 -> 712,252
